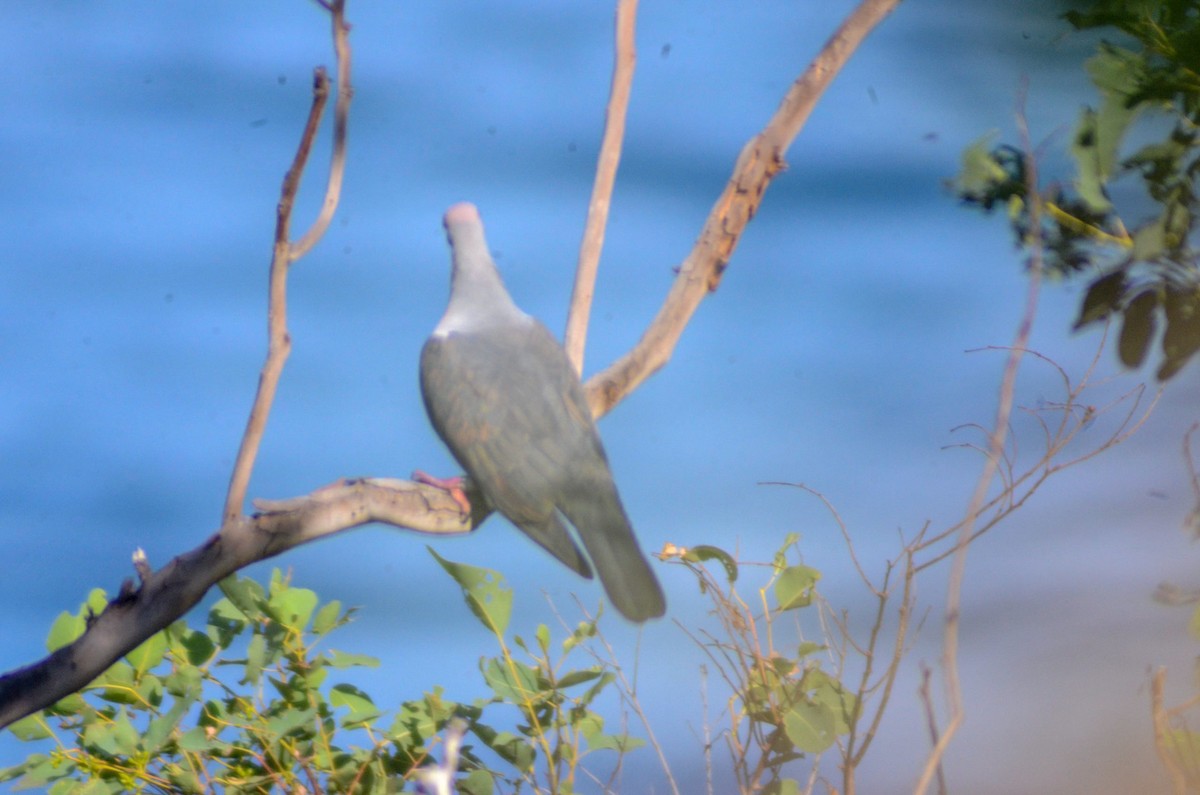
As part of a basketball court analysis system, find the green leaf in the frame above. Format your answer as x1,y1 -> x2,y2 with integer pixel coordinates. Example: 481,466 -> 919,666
1070,109 -> 1113,213
327,650 -> 380,669
331,684 -> 382,726
178,726 -> 216,753
956,132 -> 1007,196
82,721 -> 122,757
136,674 -> 164,709
429,548 -> 512,636
47,692 -> 87,717
267,586 -> 319,633
97,662 -> 138,704
111,711 -> 141,756
772,532 -> 802,570
175,627 -> 217,666
46,611 -> 85,652
164,663 -> 203,700
774,565 -> 821,611
481,657 -> 540,704
782,699 -> 837,754
807,667 -> 858,733
143,696 -> 191,755
682,545 -> 739,583
562,619 -> 597,654
1118,291 -> 1158,368
7,714 -> 53,742
84,588 -> 108,616
1130,217 -> 1166,261
312,600 -> 343,635
556,668 -> 603,690
218,575 -> 266,621
1084,45 -> 1145,176
764,779 -> 802,795
1074,270 -> 1126,329
5,754 -> 67,789
459,769 -> 496,795
266,706 -> 317,737
479,729 -> 536,771
244,632 -> 267,686
126,631 -> 167,677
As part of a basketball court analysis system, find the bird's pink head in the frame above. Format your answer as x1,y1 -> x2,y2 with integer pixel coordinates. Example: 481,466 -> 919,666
444,202 -> 480,228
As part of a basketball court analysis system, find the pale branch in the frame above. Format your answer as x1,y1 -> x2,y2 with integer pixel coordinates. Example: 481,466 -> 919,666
291,0 -> 353,262
1151,668 -> 1191,795
0,478 -> 471,730
564,0 -> 638,375
915,88 -> 1046,795
912,378 -> 1159,572
220,65 -> 329,526
583,0 -> 902,419
222,0 -> 351,526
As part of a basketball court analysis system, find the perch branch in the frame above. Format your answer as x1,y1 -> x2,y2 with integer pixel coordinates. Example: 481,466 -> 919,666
0,478 -> 470,730
583,0 -> 902,419
564,0 -> 638,375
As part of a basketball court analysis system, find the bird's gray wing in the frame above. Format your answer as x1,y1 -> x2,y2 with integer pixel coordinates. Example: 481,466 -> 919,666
500,323 -> 666,622
420,325 -> 591,577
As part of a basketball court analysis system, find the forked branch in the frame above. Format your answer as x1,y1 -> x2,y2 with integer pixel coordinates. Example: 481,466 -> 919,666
584,0 -> 902,418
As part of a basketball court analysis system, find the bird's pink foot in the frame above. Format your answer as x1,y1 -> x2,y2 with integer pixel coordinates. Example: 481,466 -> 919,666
412,470 -> 472,516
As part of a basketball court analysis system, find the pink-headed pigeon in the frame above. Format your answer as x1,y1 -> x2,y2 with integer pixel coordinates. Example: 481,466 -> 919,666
420,203 -> 665,622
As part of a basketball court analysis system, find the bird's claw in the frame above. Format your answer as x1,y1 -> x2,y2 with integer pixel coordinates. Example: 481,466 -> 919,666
412,470 -> 472,517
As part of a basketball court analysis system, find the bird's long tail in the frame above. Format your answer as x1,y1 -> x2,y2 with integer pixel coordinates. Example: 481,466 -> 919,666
560,487 -> 665,623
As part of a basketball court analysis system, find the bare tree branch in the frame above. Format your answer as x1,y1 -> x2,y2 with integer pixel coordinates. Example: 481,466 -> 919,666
1152,668 -> 1191,795
222,0 -> 352,526
291,0 -> 353,261
564,0 -> 638,375
583,0 -> 902,419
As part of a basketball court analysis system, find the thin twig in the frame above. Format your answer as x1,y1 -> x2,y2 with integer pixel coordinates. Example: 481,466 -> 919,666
221,0 -> 352,525
1152,668 -> 1189,795
565,0 -> 638,375
917,664 -> 948,795
293,0 -> 353,261
561,599 -> 682,795
914,84 -> 1044,795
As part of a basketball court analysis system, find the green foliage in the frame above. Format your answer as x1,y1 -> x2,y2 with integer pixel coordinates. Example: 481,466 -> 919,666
434,552 -> 641,794
4,542 -> 860,794
0,570 -> 471,794
675,533 -> 857,794
955,0 -> 1200,379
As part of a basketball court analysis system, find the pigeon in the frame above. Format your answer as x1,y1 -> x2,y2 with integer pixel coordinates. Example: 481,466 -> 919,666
419,202 -> 665,622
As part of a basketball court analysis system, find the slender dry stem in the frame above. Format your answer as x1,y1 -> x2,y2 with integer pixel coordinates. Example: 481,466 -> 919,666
914,88 -> 1045,795
583,0 -> 902,419
565,0 -> 638,375
221,0 -> 351,525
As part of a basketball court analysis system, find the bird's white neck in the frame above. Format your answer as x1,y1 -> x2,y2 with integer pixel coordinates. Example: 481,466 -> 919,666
432,256 -> 530,337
